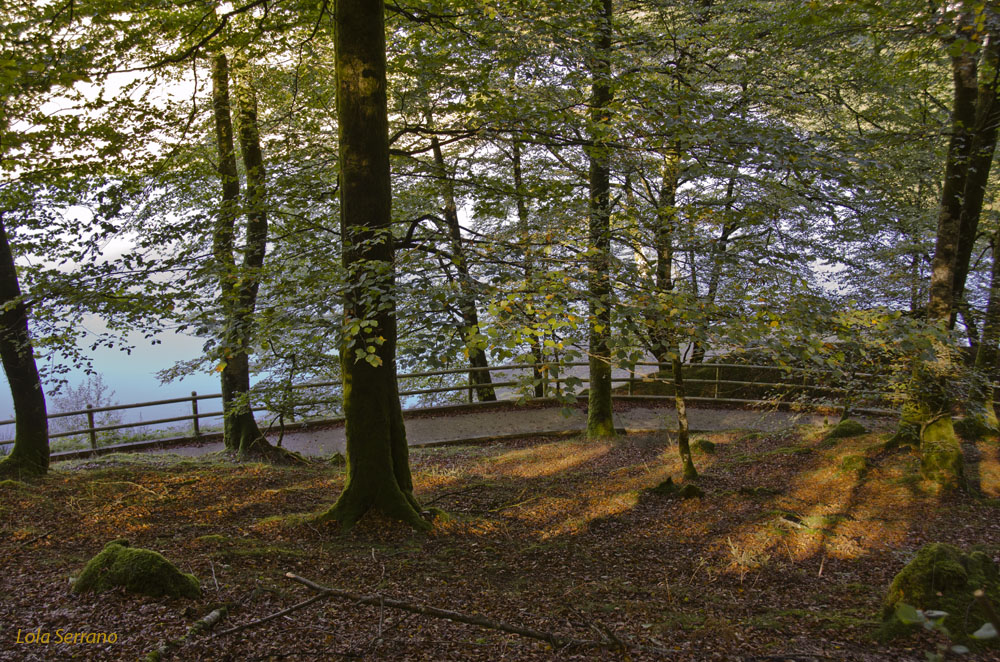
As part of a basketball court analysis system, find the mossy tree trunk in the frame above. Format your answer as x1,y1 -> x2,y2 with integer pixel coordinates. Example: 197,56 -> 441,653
429,134 -> 496,402
586,0 -> 615,439
313,0 -> 428,530
898,33 -> 978,483
953,26 -> 1000,436
211,53 -> 275,458
0,214 -> 48,478
671,355 -> 697,480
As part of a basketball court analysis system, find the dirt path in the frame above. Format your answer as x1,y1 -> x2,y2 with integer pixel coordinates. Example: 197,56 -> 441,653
153,402 -> 850,458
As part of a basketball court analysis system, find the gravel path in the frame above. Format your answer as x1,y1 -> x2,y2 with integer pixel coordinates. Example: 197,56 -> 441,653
152,402 -> 847,458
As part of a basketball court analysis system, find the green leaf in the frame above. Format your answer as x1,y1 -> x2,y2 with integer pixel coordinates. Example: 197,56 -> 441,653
894,603 -> 922,625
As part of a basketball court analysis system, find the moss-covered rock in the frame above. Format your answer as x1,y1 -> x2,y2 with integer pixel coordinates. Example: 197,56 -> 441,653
920,418 -> 965,489
73,541 -> 200,599
647,477 -> 704,499
827,419 -> 866,439
880,542 -> 1000,646
692,439 -> 716,454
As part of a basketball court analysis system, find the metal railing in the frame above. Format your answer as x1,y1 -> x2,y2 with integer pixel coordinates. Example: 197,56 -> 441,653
0,361 -> 929,452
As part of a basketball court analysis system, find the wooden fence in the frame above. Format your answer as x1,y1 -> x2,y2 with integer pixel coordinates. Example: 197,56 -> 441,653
0,362 -> 913,452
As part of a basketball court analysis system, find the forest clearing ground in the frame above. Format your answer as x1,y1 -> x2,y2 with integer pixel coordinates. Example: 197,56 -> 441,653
1,426 -> 998,661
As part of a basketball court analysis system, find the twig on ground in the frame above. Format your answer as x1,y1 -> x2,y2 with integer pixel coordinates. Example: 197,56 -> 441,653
213,593 -> 327,638
279,572 -> 678,655
422,485 -> 484,506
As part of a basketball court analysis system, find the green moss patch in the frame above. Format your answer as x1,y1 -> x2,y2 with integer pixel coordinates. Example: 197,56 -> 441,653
73,540 -> 200,599
920,418 -> 965,488
827,419 -> 866,439
880,542 -> 1000,646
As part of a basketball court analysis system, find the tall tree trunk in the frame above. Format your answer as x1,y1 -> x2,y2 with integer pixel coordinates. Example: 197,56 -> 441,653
647,150 -> 679,366
429,135 -> 496,402
314,0 -> 427,530
513,139 -> 545,398
211,53 -> 273,457
927,50 -> 978,321
672,355 -> 697,480
586,0 -> 615,439
0,215 -> 48,478
952,29 -> 1000,319
899,37 -> 978,487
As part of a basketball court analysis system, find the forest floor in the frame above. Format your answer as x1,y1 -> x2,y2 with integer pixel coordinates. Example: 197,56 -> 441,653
1,424 -> 999,661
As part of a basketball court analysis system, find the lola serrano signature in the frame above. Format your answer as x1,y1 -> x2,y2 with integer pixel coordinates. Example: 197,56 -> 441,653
16,627 -> 118,644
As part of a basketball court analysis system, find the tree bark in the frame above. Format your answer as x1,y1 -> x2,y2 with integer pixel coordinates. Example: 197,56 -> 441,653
671,355 -> 697,480
927,49 -> 978,321
0,214 -> 48,478
952,27 -> 1000,319
429,135 -> 496,402
313,0 -> 427,530
897,31 -> 978,486
586,0 -> 615,438
211,53 -> 273,457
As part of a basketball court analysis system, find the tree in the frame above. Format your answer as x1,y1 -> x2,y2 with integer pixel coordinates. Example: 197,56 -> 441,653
0,214 -> 48,477
210,50 -> 287,458
586,0 -> 616,439
312,0 -> 428,530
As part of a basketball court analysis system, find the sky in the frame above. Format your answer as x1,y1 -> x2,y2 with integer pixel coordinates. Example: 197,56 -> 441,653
0,323 -> 220,440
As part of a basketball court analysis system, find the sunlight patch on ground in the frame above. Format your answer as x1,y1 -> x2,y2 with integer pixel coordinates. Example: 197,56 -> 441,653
484,439 -> 611,478
712,431 -> 925,575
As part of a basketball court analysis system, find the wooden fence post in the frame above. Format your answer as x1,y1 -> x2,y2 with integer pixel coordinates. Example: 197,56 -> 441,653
191,392 -> 200,437
86,405 -> 97,450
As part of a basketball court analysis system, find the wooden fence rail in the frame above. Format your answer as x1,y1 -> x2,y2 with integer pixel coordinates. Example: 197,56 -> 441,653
0,361 -> 980,452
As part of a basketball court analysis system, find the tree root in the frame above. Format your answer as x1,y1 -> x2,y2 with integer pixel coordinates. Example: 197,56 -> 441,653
0,455 -> 47,480
211,572 -> 679,656
231,442 -> 309,466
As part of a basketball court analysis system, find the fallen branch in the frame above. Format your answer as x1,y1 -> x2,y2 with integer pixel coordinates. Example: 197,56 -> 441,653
213,593 -> 328,638
144,606 -> 228,661
281,572 -> 677,655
